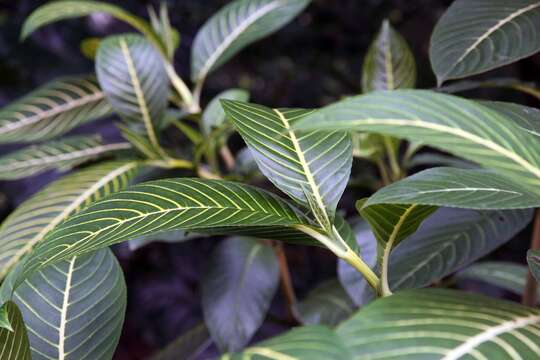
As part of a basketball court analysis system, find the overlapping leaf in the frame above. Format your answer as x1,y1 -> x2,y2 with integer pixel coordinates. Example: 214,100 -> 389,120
96,34 -> 169,155
362,20 -> 416,92
0,75 -> 111,144
0,136 -> 131,180
481,100 -> 540,138
0,302 -> 31,360
0,161 -> 139,280
222,100 -> 352,224
294,90 -> 540,193
9,249 -> 126,360
430,0 -> 540,84
528,250 -> 540,284
202,237 -> 279,352
150,323 -> 211,360
191,0 -> 310,83
223,325 -> 351,360
202,89 -> 249,136
338,289 -> 540,359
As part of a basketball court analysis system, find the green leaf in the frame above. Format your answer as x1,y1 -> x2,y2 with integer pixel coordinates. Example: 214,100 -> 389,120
128,230 -> 199,251
390,208 -> 533,291
294,90 -> 540,193
0,302 -> 31,360
96,34 -> 169,156
202,237 -> 279,352
480,100 -> 540,138
150,323 -> 211,360
0,161 -> 139,280
366,167 -> 540,210
527,249 -> 540,284
202,89 -> 249,136
362,20 -> 416,92
406,153 -> 477,170
9,249 -> 126,360
430,0 -> 540,85
0,136 -> 131,180
21,0 -> 164,54
456,261 -> 540,299
0,75 -> 111,144
191,0 -> 310,83
295,279 -> 355,327
223,325 -> 352,360
337,288 -> 540,359
222,100 -> 352,225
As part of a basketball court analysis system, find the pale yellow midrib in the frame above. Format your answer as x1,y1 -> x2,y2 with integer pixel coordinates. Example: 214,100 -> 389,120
58,256 -> 76,360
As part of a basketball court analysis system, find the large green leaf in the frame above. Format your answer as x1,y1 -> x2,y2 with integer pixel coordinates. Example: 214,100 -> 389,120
362,20 -> 416,92
202,237 -> 279,352
457,261 -> 540,300
528,250 -> 540,284
481,100 -> 540,138
191,0 -> 310,83
0,136 -> 131,180
294,90 -> 540,193
0,75 -> 111,144
21,1 -> 164,53
96,34 -> 169,156
0,161 -> 139,280
202,89 -> 249,136
222,100 -> 352,226
295,279 -> 355,327
0,302 -> 31,360
389,208 -> 533,291
10,249 -> 126,360
150,323 -> 211,360
367,167 -> 540,210
223,325 -> 351,360
338,288 -> 540,359
430,0 -> 540,85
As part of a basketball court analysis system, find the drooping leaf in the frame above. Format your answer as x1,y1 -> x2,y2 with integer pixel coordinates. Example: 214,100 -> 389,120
222,100 -> 352,225
0,161 -> 139,280
362,20 -> 416,92
366,167 -> 540,210
0,136 -> 131,180
389,208 -> 533,291
456,261 -> 540,300
202,237 -> 279,352
338,288 -> 540,359
528,249 -> 540,284
0,75 -> 111,144
21,1 -> 164,54
295,279 -> 355,327
223,325 -> 351,360
202,89 -> 249,136
191,0 -> 310,83
294,90 -> 540,193
150,323 -> 211,360
9,249 -> 126,360
96,34 -> 169,156
430,0 -> 540,85
128,230 -> 199,251
0,302 -> 31,360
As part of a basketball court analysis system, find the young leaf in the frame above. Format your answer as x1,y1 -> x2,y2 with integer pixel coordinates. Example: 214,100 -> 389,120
362,20 -> 416,92
366,167 -> 540,210
0,75 -> 111,144
457,261 -> 540,300
0,302 -> 31,360
337,289 -> 540,359
191,0 -> 310,83
96,34 -> 169,156
389,208 -> 533,291
0,136 -> 131,180
21,1 -> 164,54
202,237 -> 279,352
528,250 -> 540,284
9,249 -> 126,360
223,325 -> 351,360
202,89 -> 249,136
294,91 -> 540,193
295,279 -> 355,327
222,100 -> 352,225
0,161 -> 139,280
150,323 -> 211,360
430,0 -> 540,85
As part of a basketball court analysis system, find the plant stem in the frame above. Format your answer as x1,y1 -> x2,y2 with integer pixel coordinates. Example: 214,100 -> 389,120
383,137 -> 401,182
164,62 -> 199,113
272,242 -> 298,321
343,250 -> 380,294
523,209 -> 540,306
219,145 -> 235,171
376,158 -> 391,186
146,158 -> 193,169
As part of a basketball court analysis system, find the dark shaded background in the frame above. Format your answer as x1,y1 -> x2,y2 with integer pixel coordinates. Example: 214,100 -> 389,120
0,1 -> 538,359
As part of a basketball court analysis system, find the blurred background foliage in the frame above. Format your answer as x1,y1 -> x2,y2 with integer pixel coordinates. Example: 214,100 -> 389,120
0,1 -> 538,359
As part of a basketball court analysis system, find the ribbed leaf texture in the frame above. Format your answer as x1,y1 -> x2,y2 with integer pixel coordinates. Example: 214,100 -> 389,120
0,302 -> 31,360
528,250 -> 540,284
202,89 -> 249,136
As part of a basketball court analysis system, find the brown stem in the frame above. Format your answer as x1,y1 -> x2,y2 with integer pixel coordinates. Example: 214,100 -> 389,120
272,242 -> 298,322
219,145 -> 236,171
523,209 -> 540,306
